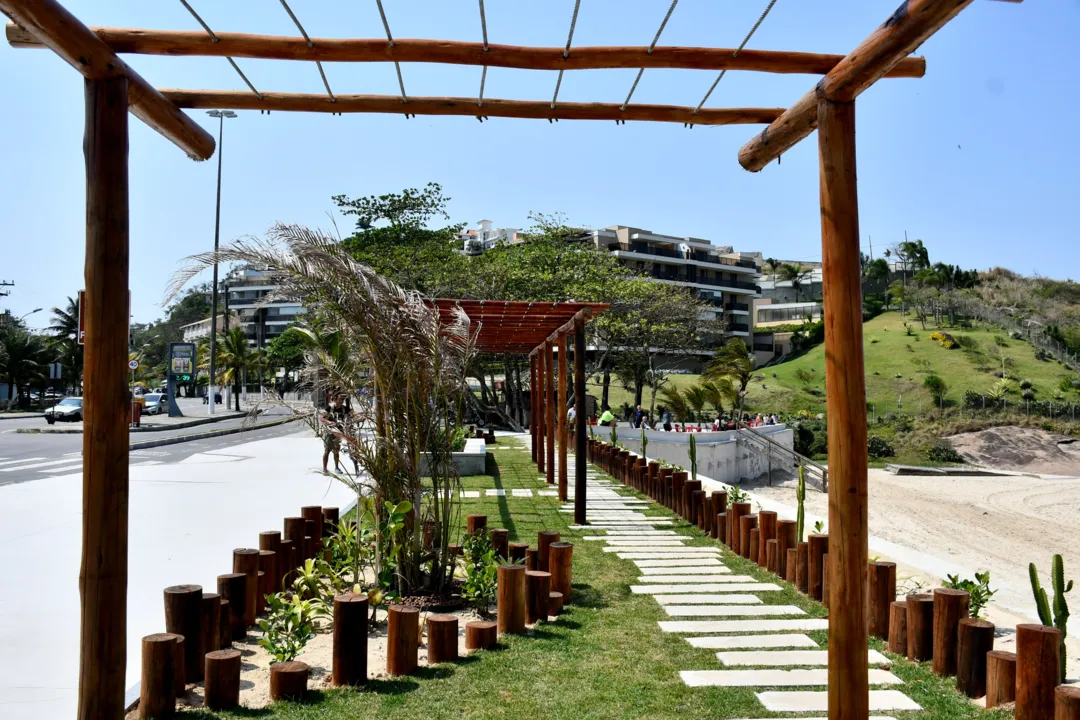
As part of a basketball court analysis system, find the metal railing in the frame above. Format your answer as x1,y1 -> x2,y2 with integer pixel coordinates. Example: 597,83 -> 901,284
738,425 -> 827,492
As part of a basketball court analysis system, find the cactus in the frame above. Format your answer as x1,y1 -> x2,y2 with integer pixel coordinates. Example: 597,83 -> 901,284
688,433 -> 697,481
641,427 -> 648,459
795,464 -> 806,543
1030,554 -> 1073,683
610,423 -> 618,447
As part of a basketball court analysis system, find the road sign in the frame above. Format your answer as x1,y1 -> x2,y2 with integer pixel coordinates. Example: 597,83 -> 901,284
77,290 -> 85,345
128,359 -> 140,371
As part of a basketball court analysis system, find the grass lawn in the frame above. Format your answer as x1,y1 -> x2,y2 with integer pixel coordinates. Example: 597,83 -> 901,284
195,438 -> 1011,719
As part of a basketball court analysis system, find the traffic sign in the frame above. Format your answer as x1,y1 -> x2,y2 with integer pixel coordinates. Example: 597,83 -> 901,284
128,359 -> 140,371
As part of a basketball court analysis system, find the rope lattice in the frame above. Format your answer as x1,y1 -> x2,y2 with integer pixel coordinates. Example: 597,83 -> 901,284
693,0 -> 779,115
278,0 -> 335,102
179,0 -> 262,100
621,0 -> 680,112
551,0 -> 583,110
374,0 -> 408,104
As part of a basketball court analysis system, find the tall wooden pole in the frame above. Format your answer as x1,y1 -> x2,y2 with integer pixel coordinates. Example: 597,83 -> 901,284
529,354 -> 537,462
536,349 -> 545,472
557,332 -> 569,500
819,96 -> 868,720
573,314 -> 587,525
79,74 -> 130,719
545,339 -> 555,485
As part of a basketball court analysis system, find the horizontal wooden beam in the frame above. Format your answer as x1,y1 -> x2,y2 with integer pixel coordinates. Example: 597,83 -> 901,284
5,25 -> 927,78
738,0 -> 983,172
1,2 -> 215,160
161,90 -> 783,126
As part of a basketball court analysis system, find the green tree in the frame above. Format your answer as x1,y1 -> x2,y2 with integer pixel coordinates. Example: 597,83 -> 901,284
698,378 -> 736,417
265,327 -> 307,387
211,327 -> 263,411
684,385 -> 708,424
924,374 -> 948,404
0,327 -> 52,405
48,296 -> 83,392
777,263 -> 813,302
703,338 -> 762,421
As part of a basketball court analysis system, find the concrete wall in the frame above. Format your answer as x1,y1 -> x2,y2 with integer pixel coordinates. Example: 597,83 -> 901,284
420,438 -> 487,476
617,425 -> 794,485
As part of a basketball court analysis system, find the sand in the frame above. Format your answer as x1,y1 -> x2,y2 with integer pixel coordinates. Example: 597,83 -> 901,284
949,425 -> 1080,475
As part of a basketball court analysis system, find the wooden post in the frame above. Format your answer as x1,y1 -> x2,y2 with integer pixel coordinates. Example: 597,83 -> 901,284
386,605 -> 420,676
545,339 -> 555,485
508,542 -> 528,563
888,601 -> 908,656
537,531 -> 560,572
738,514 -> 757,559
1056,686 -> 1080,719
906,593 -> 934,662
525,547 -> 538,571
808,533 -> 829,602
525,571 -> 551,624
259,531 -> 282,593
530,354 -> 537,462
549,542 -> 574,603
986,650 -> 1017,708
766,539 -> 779,574
283,516 -> 306,558
549,591 -> 565,616
204,649 -> 241,710
217,599 -> 231,649
489,528 -> 510,560
200,593 -> 221,658
558,332 -> 568,499
786,548 -> 798,583
322,507 -> 340,535
819,95 -> 868,720
932,588 -> 970,676
729,501 -> 750,554
776,519 -> 796,579
822,553 -> 831,608
332,593 -> 368,686
300,505 -> 324,552
79,74 -> 131,720
956,618 -> 994,698
796,542 -> 809,594
233,548 -> 260,628
465,620 -> 498,650
868,561 -> 897,640
173,635 -> 185,695
269,661 -> 308,700
757,510 -> 777,568
497,564 -> 527,634
466,514 -> 488,535
1015,623 -> 1061,720
749,528 -> 760,564
716,513 -> 727,546
139,633 -> 176,719
304,518 -> 316,559
711,491 -> 727,530
278,539 -> 295,589
164,584 -> 203,682
426,614 -> 459,664
574,314 -> 588,522
693,490 -> 706,530
216,574 -> 247,641
537,345 -> 545,473
258,551 -> 276,611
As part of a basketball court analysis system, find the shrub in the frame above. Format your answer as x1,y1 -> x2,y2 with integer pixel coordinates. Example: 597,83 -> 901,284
869,336 -> 880,344
1010,330 -> 1023,340
995,335 -> 1010,347
1019,378 -> 1033,390
794,368 -> 815,390
963,390 -> 982,409
1022,389 -> 1036,401
1060,377 -> 1078,393
929,331 -> 957,349
944,571 -> 997,618
924,375 -> 948,403
461,529 -> 499,611
892,414 -> 914,433
926,440 -> 964,464
867,436 -> 895,458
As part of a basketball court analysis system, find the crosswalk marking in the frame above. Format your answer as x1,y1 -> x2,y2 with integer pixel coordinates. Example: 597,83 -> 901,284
0,458 -> 82,472
0,457 -> 45,467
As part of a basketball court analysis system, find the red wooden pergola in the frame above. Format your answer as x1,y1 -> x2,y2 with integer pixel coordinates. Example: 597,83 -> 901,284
1,0 -> 1023,717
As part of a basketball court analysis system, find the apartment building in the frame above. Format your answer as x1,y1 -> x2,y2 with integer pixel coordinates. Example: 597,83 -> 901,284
222,267 -> 305,346
456,219 -> 522,256
584,225 -> 761,337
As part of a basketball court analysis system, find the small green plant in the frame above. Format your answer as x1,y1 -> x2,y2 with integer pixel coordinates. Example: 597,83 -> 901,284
451,426 -> 468,452
926,440 -> 964,464
795,465 -> 806,543
794,367 -> 815,391
1030,554 -> 1072,683
813,519 -> 825,534
1019,378 -> 1033,390
610,423 -> 618,446
923,374 -> 948,404
1022,388 -> 1036,401
258,592 -> 319,664
943,571 -> 997,618
869,336 -> 880,344
688,433 -> 697,481
867,436 -> 895,458
640,426 -> 648,459
904,322 -> 914,337
727,485 -> 749,504
994,335 -> 1009,347
462,528 -> 499,612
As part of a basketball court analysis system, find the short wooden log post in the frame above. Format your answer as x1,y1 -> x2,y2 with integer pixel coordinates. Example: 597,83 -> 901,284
172,635 -> 185,695
1055,686 -> 1080,719
489,528 -> 510,560
525,571 -> 551,624
796,542 -> 809,593
693,490 -> 706,530
426,614 -> 459,664
332,593 -> 368,686
304,518 -> 316,559
216,574 -> 247,641
322,506 -> 340,536
775,519 -> 796,579
549,591 -> 564,616
269,661 -> 308,701
283,517 -> 306,560
509,542 -> 528,563
739,515 -> 758,560
139,633 -> 177,719
537,531 -> 560,572
711,491 -> 727,539
672,471 -> 688,516
766,539 -> 779,574
757,510 -> 777,568
497,564 -> 527,635
659,468 -> 673,508
525,547 -> 539,571
204,649 -> 241,711
867,561 -> 896,640
716,514 -> 727,547
232,549 -> 261,629
888,601 -> 908,657
200,593 -> 221,656
906,593 -> 935,662
821,553 -> 830,609
932,588 -> 970,676
386,605 -> 420,676
259,531 -> 282,592
729,501 -> 750,554
164,584 -> 203,682
956,618 -> 994,698
807,534 -> 829,602
1015,623 -> 1061,720
217,599 -> 231,649
685,480 -> 701,522
749,528 -> 760,564
300,505 -> 324,551
786,548 -> 798,583
985,650 -> 1017,708
258,551 -> 276,611
466,514 -> 488,535
465,621 -> 498,650
647,462 -> 660,499
549,542 -> 574,603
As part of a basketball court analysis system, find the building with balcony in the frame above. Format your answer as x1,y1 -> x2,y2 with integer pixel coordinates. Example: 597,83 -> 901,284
584,225 -> 761,338
456,219 -> 523,255
180,312 -> 240,343
222,267 -> 306,347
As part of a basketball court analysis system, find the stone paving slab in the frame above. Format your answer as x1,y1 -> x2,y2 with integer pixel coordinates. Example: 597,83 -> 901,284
756,690 -> 920,712
680,668 -> 902,688
638,565 -> 728,574
460,491 -> 481,498
485,489 -> 507,496
511,489 -> 534,497
568,522 -> 674,529
715,649 -> 889,667
588,530 -> 678,535
732,716 -> 897,719
664,605 -> 805,618
653,594 -> 762,605
637,574 -> 754,584
601,539 -> 687,546
607,546 -> 720,553
659,619 -> 831,634
537,490 -> 559,496
634,559 -> 724,568
687,634 -> 819,650
632,583 -> 780,594
620,554 -> 725,561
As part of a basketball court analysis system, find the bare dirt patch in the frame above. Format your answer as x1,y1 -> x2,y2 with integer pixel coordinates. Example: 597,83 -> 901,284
948,425 -> 1080,475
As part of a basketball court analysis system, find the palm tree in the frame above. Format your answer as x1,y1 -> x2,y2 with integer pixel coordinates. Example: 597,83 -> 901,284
215,327 -> 262,411
698,378 -> 736,417
0,327 -> 52,406
658,385 -> 689,423
776,263 -> 813,302
683,385 -> 708,426
703,338 -> 762,423
48,296 -> 82,392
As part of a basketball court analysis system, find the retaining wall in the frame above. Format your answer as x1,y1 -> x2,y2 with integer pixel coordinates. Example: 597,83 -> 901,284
617,425 -> 794,485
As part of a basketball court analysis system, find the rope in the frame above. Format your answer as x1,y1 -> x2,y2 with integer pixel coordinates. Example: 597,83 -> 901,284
179,0 -> 262,100
375,0 -> 408,103
478,0 -> 489,107
278,0 -> 335,102
551,0 -> 583,110
693,0 -> 779,114
621,0 -> 679,111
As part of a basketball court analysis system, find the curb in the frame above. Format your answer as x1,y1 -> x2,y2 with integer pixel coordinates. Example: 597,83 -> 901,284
129,415 -> 301,450
16,412 -> 251,435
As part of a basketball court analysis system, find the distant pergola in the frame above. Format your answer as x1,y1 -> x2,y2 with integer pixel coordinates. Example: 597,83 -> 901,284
1,0 -> 1022,717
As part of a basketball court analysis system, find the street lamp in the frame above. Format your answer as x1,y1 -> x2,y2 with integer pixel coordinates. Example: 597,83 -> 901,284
18,308 -> 42,322
206,110 -> 237,415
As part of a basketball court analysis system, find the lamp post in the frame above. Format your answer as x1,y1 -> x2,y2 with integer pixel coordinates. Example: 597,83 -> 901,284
206,110 -> 236,415
18,308 -> 42,323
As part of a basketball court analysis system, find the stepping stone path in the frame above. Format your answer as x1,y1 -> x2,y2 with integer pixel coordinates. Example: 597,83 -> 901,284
564,459 -> 922,716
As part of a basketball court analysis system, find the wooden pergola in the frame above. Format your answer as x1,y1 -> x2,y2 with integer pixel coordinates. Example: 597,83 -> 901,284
0,0 -> 1022,717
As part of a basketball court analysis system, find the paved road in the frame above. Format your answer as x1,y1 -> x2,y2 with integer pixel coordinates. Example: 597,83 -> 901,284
0,404 -> 301,487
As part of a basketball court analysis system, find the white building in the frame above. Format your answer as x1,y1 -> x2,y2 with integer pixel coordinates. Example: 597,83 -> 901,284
224,267 -> 305,346
456,219 -> 522,255
180,312 -> 239,343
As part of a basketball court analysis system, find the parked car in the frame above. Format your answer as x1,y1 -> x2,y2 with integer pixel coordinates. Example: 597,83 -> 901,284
44,397 -> 83,424
143,393 -> 167,415
203,392 -> 222,405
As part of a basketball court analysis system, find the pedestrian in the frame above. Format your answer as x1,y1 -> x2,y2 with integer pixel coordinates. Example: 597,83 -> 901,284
598,408 -> 616,427
661,408 -> 672,432
633,405 -> 645,429
567,402 -> 577,431
321,394 -> 347,473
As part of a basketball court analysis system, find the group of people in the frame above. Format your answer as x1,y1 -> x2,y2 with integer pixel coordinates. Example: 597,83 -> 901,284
593,404 -> 781,432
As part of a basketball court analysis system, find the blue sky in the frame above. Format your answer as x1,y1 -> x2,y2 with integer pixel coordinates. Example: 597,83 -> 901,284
1,0 -> 1076,325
